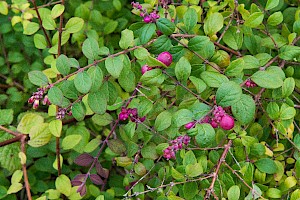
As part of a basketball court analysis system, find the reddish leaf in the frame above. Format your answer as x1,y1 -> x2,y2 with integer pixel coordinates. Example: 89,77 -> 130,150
96,161 -> 109,178
74,153 -> 94,166
89,174 -> 104,185
77,184 -> 87,196
71,180 -> 82,186
71,174 -> 86,186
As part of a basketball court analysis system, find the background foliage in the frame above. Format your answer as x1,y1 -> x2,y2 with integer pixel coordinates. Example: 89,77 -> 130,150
0,0 -> 300,199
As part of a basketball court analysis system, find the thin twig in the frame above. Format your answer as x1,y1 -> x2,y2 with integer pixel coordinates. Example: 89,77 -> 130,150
57,0 -> 65,56
0,125 -> 21,137
21,135 -> 32,200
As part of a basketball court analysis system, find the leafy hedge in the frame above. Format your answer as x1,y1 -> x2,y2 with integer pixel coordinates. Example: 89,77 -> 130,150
0,0 -> 300,199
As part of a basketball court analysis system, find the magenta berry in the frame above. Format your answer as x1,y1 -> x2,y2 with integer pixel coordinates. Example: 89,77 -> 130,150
185,121 -> 195,129
119,112 -> 129,121
163,135 -> 190,160
141,65 -> 151,74
210,120 -> 219,128
143,16 -> 151,23
157,51 -> 172,66
219,114 -> 235,130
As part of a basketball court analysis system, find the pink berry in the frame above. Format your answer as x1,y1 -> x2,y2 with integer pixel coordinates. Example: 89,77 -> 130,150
185,121 -> 195,129
141,65 -> 151,74
119,112 -> 129,121
219,115 -> 235,130
210,120 -> 219,128
157,52 -> 172,66
143,16 -> 151,23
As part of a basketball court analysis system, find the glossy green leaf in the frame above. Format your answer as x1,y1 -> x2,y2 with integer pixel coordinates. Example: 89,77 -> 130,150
154,110 -> 172,131
184,8 -> 198,32
55,175 -> 72,196
244,12 -> 264,28
72,102 -> 86,121
51,4 -> 65,19
200,71 -> 229,88
267,12 -> 283,26
139,23 -> 156,44
265,0 -> 279,10
255,158 -> 278,174
49,120 -> 62,137
62,134 -> 82,150
156,18 -> 175,35
23,22 -> 40,35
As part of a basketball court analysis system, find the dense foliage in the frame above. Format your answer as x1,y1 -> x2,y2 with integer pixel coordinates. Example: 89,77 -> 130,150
0,0 -> 300,199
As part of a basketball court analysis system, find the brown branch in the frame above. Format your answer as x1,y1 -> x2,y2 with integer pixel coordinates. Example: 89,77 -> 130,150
35,0 -> 62,9
214,42 -> 241,56
0,134 -> 23,147
57,0 -> 65,56
204,140 -> 232,199
20,135 -> 32,200
56,137 -> 61,175
0,74 -> 25,91
0,125 -> 21,137
30,0 -> 52,48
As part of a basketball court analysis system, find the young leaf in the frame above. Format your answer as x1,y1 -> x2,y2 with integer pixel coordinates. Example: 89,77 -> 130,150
204,12 -> 224,36
244,12 -> 264,28
17,113 -> 44,134
89,174 -> 104,185
28,123 -> 52,147
56,175 -> 72,196
119,29 -> 134,49
34,34 -> 47,49
65,17 -> 84,33
49,119 -> 62,137
23,22 -> 40,35
62,134 -> 82,150
51,4 -> 65,19
265,0 -> 279,10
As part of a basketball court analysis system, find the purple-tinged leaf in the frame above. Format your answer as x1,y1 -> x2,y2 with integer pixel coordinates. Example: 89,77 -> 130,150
71,180 -> 82,186
96,161 -> 109,179
89,174 -> 104,185
77,184 -> 87,196
71,174 -> 86,186
74,153 -> 94,166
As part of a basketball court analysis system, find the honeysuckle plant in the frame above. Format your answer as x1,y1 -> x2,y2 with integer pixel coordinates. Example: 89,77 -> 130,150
0,0 -> 299,199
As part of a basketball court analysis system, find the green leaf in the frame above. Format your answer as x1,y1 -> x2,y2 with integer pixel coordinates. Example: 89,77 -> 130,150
145,56 -> 167,68
173,109 -> 194,127
267,102 -> 280,120
155,111 -> 172,131
140,68 -> 165,86
245,184 -> 262,200
92,113 -> 113,127
34,34 -> 47,49
42,17 -> 56,30
119,29 -> 134,49
156,18 -> 175,35
183,182 -> 198,199
17,113 -> 44,134
148,35 -> 172,54
74,71 -> 92,93
28,70 -> 49,86
11,170 -> 23,184
225,58 -> 244,77
7,183 -> 23,194
282,77 -> 295,97
184,8 -> 198,32
189,76 -> 206,93
51,4 -> 65,19
251,70 -> 283,89
171,167 -> 185,180
266,188 -> 281,198
105,56 -> 124,78
255,158 -> 278,174
28,123 -> 52,147
48,86 -> 64,106
232,94 -> 255,124
139,23 -> 156,44
82,38 -> 100,60
88,92 -> 107,114
23,22 -> 40,35
265,0 -> 279,10
228,185 -> 240,200
65,17 -> 84,33
0,109 -> 13,125
280,107 -> 296,120
113,0 -> 122,11
200,71 -> 229,88
49,120 -> 62,137
195,124 -> 215,147
204,12 -> 224,36
0,1 -> 8,15
223,26 -> 243,50
279,45 -> 300,61
188,36 -> 215,58
62,134 -> 82,150
56,54 -> 70,76
216,81 -> 242,107
87,66 -> 103,92
267,12 -> 283,26
243,55 -> 260,69
0,185 -> 7,199
108,139 -> 126,155
72,102 -> 86,121
55,175 -> 72,196
175,57 -> 191,81
141,144 -> 158,160
103,20 -> 118,35
118,68 -> 136,92
134,47 -> 150,60
244,12 -> 264,28
183,151 -> 197,166
186,163 -> 203,177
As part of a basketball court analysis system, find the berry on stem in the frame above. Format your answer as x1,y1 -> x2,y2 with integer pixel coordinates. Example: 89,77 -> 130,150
157,51 -> 172,66
219,114 -> 235,130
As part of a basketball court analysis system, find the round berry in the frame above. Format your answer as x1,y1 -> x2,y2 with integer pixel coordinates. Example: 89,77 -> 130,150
143,16 -> 151,23
219,115 -> 235,130
210,120 -> 219,128
141,65 -> 151,74
157,52 -> 172,66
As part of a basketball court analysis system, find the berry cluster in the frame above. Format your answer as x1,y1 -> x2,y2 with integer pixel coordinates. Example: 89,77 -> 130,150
163,135 -> 191,160
141,51 -> 173,74
119,107 -> 146,123
245,79 -> 257,88
185,106 -> 235,131
131,1 -> 160,23
28,88 -> 50,109
56,108 -> 72,120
